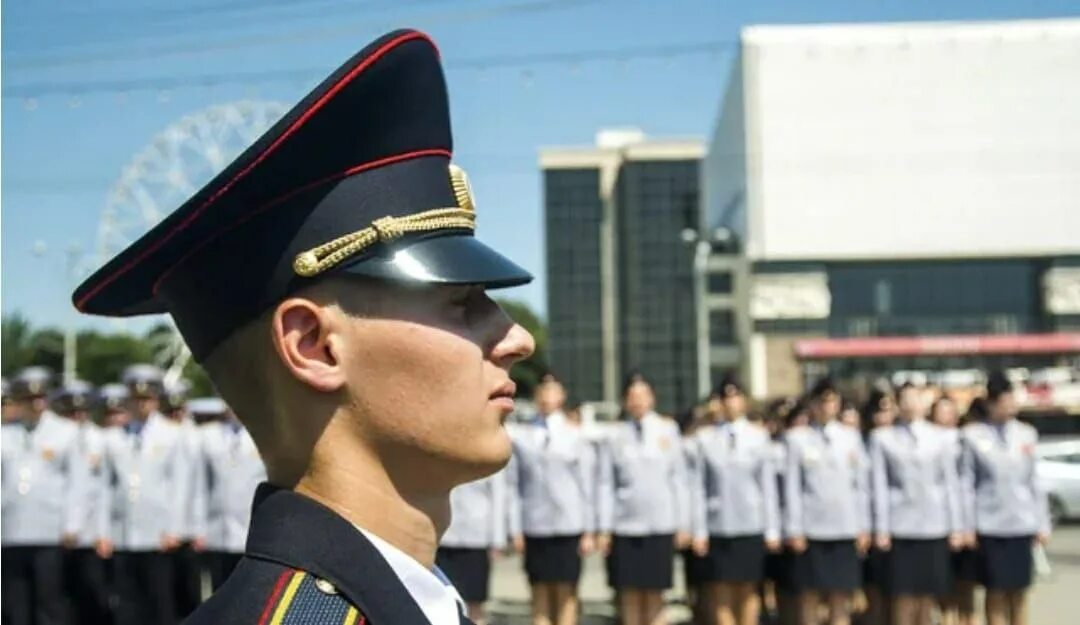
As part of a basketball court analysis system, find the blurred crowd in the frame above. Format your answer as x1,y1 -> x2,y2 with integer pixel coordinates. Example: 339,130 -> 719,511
1,364 -> 1047,625
2,364 -> 266,625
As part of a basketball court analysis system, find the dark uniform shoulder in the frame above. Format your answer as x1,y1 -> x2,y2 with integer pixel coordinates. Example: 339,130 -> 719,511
185,558 -> 366,625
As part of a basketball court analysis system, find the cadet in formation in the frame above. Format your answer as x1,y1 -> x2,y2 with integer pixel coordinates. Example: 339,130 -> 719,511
437,469 -> 507,625
784,378 -> 870,625
97,364 -> 193,625
961,372 -> 1050,625
928,395 -> 977,625
52,378 -> 112,625
74,27 -> 536,625
868,382 -> 964,625
688,378 -> 780,625
508,375 -> 595,625
1,367 -> 84,625
161,379 -> 203,620
189,397 -> 267,591
859,388 -> 896,625
596,373 -> 689,625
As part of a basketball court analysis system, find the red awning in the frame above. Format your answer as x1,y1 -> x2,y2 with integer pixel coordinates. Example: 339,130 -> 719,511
794,333 -> 1080,360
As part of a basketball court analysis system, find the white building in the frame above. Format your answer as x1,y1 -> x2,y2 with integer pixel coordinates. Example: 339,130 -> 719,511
703,18 -> 1080,398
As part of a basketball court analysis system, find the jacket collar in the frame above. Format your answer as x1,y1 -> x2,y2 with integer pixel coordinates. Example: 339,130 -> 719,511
245,483 -> 432,624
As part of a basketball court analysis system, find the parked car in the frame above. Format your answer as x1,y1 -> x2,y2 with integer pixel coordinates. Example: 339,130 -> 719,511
1036,438 -> 1080,526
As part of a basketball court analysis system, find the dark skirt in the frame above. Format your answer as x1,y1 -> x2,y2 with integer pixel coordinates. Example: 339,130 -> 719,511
977,535 -> 1034,591
863,547 -> 888,587
951,547 -> 978,583
765,550 -> 796,592
700,535 -> 766,583
606,534 -> 674,590
882,538 -> 951,596
524,535 -> 582,585
681,548 -> 709,587
791,539 -> 861,592
436,547 -> 491,603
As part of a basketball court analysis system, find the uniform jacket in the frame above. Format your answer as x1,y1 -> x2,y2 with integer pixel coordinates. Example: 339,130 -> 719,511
192,420 -> 268,553
783,422 -> 871,540
506,413 -> 596,537
183,484 -> 472,625
688,418 -> 780,541
440,471 -> 507,550
869,420 -> 962,538
1,412 -> 86,546
99,412 -> 192,551
960,420 -> 1050,537
76,421 -> 107,548
596,413 -> 690,536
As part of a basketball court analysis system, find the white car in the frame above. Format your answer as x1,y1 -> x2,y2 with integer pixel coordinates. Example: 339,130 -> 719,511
1036,438 -> 1080,526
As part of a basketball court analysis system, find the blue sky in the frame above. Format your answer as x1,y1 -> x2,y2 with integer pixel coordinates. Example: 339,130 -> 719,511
3,0 -> 1077,332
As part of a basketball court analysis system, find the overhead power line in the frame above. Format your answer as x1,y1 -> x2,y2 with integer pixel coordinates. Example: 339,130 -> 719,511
3,0 -> 598,70
3,40 -> 736,99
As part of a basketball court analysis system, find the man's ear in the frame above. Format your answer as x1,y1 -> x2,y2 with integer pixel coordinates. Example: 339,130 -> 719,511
270,298 -> 347,393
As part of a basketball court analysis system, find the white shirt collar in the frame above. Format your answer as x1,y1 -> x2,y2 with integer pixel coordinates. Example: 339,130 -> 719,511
356,527 -> 464,625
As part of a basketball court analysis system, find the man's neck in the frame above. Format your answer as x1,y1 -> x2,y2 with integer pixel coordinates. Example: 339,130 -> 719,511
293,439 -> 449,570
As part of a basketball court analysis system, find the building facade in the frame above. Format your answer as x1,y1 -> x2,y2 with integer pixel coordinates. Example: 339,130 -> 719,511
703,19 -> 1080,398
542,132 -> 716,414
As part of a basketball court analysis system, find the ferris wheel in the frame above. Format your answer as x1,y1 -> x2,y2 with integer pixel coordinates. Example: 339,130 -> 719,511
96,100 -> 288,381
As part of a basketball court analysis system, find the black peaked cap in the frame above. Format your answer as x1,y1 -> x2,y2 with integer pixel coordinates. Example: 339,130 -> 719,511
72,30 -> 532,361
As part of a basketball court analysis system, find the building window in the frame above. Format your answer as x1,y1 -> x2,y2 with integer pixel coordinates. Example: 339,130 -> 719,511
708,272 -> 733,295
710,310 -> 736,346
874,280 -> 892,315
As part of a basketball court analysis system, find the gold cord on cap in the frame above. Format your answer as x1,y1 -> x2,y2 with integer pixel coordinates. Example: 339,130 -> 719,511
293,163 -> 477,278
292,207 -> 475,277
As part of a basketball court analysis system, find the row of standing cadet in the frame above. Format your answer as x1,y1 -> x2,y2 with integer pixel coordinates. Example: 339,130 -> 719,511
1,365 -> 267,625
433,371 -> 1049,625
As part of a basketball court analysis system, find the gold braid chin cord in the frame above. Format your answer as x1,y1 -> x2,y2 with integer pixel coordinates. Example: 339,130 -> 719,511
292,207 -> 475,277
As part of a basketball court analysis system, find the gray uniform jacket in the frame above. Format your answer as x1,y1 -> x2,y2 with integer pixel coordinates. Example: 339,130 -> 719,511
1,412 -> 85,546
688,418 -> 780,541
869,420 -> 962,538
784,422 -> 871,540
99,412 -> 192,551
75,422 -> 107,548
960,420 -> 1050,537
441,470 -> 508,549
507,413 -> 596,537
596,413 -> 689,536
192,421 -> 267,554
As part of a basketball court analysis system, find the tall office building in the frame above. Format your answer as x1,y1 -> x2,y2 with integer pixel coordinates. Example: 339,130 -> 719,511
541,131 -> 713,414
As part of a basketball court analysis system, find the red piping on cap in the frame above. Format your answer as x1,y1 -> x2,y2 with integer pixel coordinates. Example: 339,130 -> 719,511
150,148 -> 452,295
76,30 -> 436,311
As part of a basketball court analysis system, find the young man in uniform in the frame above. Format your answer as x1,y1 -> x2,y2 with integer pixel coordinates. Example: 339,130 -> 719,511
52,379 -> 113,625
1,367 -> 84,625
72,29 -> 535,625
161,379 -> 205,619
97,364 -> 193,625
188,397 -> 267,591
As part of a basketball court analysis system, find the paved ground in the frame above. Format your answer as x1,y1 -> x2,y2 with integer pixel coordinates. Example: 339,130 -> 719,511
485,525 -> 1080,624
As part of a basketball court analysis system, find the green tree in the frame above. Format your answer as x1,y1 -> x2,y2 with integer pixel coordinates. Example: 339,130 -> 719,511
2,314 -> 65,376
495,298 -> 549,398
76,330 -> 155,385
